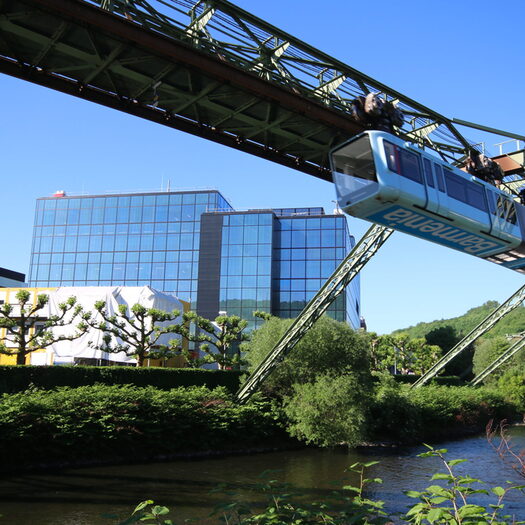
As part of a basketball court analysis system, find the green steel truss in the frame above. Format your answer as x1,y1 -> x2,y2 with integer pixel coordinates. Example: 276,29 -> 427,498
411,283 -> 525,388
471,333 -> 525,386
236,224 -> 393,403
2,0 -> 522,182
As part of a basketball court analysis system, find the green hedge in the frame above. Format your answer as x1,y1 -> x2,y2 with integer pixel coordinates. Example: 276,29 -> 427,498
369,381 -> 518,444
0,365 -> 242,393
392,374 -> 463,386
0,385 -> 288,472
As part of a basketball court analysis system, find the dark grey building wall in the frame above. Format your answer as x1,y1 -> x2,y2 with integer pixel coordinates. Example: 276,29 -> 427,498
196,214 -> 223,319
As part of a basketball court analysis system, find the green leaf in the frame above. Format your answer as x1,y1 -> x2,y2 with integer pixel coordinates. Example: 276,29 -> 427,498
151,505 -> 170,516
457,504 -> 485,517
492,486 -> 506,497
132,500 -> 154,514
429,497 -> 448,504
426,485 -> 448,495
447,459 -> 467,467
404,490 -> 422,498
431,473 -> 453,481
342,486 -> 360,493
427,507 -> 444,523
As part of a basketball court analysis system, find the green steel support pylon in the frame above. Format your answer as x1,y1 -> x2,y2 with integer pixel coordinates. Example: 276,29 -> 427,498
471,333 -> 525,386
236,223 -> 393,404
411,283 -> 525,388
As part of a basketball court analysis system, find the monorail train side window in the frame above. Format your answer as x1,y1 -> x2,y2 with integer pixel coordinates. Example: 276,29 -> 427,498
465,183 -> 487,211
384,141 -> 399,173
434,164 -> 446,192
423,158 -> 435,187
399,149 -> 422,183
444,169 -> 467,203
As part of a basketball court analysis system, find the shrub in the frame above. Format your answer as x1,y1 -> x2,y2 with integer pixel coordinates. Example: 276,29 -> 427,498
492,370 -> 525,411
0,365 -> 242,393
0,385 -> 288,472
244,316 -> 372,397
368,376 -> 517,444
283,373 -> 371,446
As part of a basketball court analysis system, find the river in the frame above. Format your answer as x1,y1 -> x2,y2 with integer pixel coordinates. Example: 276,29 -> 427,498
1,427 -> 525,524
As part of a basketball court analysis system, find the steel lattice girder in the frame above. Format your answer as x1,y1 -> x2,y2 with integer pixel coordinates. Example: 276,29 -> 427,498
236,224 -> 393,404
411,283 -> 525,388
1,0 -> 507,183
0,0 -> 365,181
471,334 -> 525,386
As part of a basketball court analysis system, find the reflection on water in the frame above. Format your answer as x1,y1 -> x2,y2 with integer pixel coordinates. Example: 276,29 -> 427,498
1,428 -> 525,524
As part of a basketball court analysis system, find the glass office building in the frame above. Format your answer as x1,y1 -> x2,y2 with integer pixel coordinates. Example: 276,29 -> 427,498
29,191 -> 232,302
29,191 -> 361,330
197,208 -> 359,330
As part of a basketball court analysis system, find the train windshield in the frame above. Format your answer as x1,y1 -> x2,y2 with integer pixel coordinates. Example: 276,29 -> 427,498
331,134 -> 378,205
331,134 -> 377,182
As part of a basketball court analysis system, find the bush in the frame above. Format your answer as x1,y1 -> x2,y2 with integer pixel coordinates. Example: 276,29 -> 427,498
0,365 -> 242,393
391,374 -> 462,386
368,376 -> 517,444
244,316 -> 372,397
0,384 -> 288,472
492,370 -> 525,411
283,373 -> 371,446
472,336 -> 511,377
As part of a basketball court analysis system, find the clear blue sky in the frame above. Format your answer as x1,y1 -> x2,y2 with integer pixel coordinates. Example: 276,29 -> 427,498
1,0 -> 524,334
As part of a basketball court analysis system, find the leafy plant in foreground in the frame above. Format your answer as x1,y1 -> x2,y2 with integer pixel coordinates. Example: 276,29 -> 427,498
403,445 -> 525,524
116,448 -> 525,524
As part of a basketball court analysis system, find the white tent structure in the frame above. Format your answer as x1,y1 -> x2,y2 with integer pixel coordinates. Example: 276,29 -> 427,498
31,286 -> 188,366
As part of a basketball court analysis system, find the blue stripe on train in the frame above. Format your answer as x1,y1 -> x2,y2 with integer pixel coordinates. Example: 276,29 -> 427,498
367,206 -> 505,256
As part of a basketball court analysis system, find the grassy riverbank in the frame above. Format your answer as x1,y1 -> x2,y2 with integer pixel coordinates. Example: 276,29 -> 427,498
369,377 -> 519,444
0,384 -> 292,474
0,379 -> 520,474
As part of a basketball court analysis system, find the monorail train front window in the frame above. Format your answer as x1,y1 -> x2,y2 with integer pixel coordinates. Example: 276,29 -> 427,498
331,135 -> 377,182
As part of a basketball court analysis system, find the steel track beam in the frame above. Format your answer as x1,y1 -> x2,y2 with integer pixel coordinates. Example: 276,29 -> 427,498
471,334 -> 525,386
236,224 -> 393,404
0,59 -> 331,180
411,283 -> 525,388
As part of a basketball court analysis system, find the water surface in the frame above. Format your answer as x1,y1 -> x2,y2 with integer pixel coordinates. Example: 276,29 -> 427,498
1,428 -> 525,524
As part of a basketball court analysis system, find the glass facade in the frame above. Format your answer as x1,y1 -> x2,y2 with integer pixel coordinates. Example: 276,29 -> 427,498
273,213 -> 358,327
218,212 -> 274,330
200,208 -> 360,330
29,191 -> 361,330
29,191 -> 232,304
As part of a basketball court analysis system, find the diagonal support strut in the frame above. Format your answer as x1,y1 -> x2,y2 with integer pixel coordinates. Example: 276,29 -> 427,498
471,333 -> 525,386
236,223 -> 393,403
412,282 -> 525,388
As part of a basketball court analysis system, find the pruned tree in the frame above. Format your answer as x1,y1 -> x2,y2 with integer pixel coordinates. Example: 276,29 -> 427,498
177,312 -> 249,370
0,290 -> 87,365
253,310 -> 272,322
86,301 -> 183,367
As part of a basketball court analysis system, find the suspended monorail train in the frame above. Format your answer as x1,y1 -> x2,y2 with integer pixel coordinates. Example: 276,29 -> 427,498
330,130 -> 525,273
